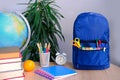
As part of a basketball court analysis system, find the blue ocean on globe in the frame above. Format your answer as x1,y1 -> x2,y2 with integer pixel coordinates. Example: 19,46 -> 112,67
0,12 -> 31,52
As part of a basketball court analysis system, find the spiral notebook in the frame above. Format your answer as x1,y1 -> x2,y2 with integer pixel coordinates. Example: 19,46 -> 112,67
35,65 -> 77,80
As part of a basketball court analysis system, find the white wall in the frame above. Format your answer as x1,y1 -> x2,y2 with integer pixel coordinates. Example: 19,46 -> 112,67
0,0 -> 28,13
56,0 -> 120,66
0,0 -> 120,66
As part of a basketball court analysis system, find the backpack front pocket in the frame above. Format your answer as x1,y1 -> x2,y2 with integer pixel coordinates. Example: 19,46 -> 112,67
77,47 -> 109,66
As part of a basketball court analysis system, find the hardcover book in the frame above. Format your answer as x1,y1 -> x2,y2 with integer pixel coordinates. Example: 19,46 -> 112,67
0,62 -> 22,72
0,57 -> 22,64
0,69 -> 23,80
0,47 -> 20,59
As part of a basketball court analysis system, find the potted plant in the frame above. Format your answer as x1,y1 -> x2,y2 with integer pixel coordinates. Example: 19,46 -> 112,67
22,0 -> 65,61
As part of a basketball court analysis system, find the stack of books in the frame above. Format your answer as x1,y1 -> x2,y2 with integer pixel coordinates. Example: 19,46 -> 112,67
0,47 -> 24,80
35,65 -> 77,80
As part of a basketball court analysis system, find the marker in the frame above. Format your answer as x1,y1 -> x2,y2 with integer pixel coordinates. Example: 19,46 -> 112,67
46,43 -> 50,53
96,47 -> 101,50
81,47 -> 85,50
89,47 -> 93,50
96,40 -> 98,48
44,43 -> 47,53
98,40 -> 101,47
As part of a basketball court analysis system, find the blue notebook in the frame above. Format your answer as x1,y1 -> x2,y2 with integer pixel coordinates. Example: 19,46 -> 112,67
40,65 -> 77,78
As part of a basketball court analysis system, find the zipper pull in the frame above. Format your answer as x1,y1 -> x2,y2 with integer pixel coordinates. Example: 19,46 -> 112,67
103,47 -> 106,52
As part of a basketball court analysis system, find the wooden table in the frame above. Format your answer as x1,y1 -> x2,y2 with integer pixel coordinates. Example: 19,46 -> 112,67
24,62 -> 120,80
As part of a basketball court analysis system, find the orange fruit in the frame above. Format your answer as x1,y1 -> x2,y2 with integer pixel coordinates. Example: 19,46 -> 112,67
23,60 -> 35,72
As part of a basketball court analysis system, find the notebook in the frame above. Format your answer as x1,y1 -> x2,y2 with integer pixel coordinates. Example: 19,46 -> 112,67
35,65 -> 77,79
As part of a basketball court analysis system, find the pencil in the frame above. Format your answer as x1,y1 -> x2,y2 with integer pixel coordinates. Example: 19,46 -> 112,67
36,43 -> 41,53
39,43 -> 43,53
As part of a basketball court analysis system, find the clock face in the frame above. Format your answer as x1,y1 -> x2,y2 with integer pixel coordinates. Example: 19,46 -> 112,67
55,55 -> 67,65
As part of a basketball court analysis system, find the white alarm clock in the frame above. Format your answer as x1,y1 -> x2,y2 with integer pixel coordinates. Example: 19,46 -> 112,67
55,52 -> 67,65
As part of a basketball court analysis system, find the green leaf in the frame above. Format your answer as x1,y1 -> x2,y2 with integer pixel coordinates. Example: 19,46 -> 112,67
22,0 -> 65,61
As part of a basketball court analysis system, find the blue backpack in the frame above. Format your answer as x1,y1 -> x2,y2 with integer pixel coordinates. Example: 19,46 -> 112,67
73,12 -> 110,70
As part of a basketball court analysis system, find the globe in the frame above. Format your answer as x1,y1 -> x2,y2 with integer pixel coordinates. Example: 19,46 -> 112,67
0,12 -> 31,52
